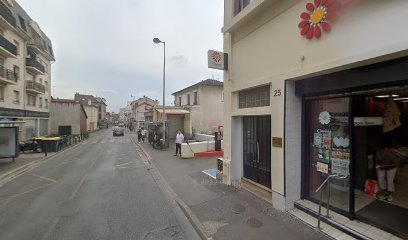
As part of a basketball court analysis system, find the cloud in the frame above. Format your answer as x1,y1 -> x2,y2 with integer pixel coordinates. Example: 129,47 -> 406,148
169,55 -> 188,67
101,89 -> 118,95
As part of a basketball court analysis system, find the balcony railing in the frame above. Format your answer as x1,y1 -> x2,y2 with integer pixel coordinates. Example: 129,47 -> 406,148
26,57 -> 45,73
0,65 -> 16,82
0,34 -> 16,56
26,80 -> 45,94
0,2 -> 16,27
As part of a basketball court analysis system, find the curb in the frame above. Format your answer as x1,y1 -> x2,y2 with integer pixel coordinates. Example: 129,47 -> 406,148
131,137 -> 212,240
0,137 -> 90,188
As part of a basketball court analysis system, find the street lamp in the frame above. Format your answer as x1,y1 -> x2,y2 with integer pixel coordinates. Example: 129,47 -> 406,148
153,37 -> 166,146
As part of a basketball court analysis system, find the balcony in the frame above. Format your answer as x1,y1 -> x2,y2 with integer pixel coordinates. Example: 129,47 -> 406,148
0,35 -> 16,57
0,65 -> 16,85
26,57 -> 45,75
28,39 -> 55,61
26,80 -> 45,94
0,2 -> 16,29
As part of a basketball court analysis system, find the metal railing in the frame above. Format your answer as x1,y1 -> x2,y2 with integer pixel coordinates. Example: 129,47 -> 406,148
0,2 -> 16,27
26,80 -> 46,93
0,65 -> 16,82
26,57 -> 45,73
315,174 -> 348,230
0,34 -> 17,56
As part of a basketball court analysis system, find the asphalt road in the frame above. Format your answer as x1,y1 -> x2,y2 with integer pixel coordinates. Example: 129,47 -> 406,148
0,130 -> 199,240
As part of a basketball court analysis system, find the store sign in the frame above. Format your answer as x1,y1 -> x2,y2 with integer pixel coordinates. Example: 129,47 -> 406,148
353,117 -> 382,126
298,0 -> 342,40
208,50 -> 228,70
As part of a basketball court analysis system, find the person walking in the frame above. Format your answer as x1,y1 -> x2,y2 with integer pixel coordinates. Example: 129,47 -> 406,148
141,128 -> 146,142
174,130 -> 184,157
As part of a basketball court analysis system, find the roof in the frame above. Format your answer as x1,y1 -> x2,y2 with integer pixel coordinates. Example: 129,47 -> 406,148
51,98 -> 80,104
155,109 -> 190,114
12,2 -> 55,59
74,93 -> 107,106
172,79 -> 223,96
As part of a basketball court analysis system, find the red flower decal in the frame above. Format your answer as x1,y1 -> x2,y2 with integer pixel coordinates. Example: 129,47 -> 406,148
298,0 -> 341,40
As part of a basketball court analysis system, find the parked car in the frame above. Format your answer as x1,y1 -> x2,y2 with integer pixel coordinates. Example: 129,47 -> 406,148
113,127 -> 124,136
19,139 -> 43,153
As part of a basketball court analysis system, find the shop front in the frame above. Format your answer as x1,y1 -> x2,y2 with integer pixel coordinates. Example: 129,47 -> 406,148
296,56 -> 408,238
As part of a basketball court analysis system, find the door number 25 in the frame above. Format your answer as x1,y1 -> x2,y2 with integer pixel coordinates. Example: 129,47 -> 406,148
273,89 -> 281,97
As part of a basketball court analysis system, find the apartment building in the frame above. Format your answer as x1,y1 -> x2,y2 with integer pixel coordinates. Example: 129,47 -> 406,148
223,0 -> 408,238
0,0 -> 55,141
172,79 -> 223,134
130,96 -> 158,129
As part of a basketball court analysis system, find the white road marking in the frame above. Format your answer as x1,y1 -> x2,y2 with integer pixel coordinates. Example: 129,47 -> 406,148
110,140 -> 114,143
115,162 -> 134,167
0,183 -> 54,206
100,140 -> 106,143
31,173 -> 57,183
126,139 -> 131,143
41,216 -> 61,240
118,140 -> 123,143
69,158 -> 98,200
91,141 -> 98,144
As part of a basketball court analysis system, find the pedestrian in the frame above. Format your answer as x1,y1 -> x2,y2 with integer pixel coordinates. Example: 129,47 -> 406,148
137,128 -> 141,142
141,128 -> 146,142
174,130 -> 184,157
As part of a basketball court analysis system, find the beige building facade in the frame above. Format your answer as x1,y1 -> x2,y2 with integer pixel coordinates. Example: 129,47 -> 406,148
130,96 -> 158,129
223,0 -> 408,238
0,0 -> 55,141
172,79 -> 224,134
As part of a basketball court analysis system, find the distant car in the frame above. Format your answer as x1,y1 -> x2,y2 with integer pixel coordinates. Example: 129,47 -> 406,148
113,127 -> 124,136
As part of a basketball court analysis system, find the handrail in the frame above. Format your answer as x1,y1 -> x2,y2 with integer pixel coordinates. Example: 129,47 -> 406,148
315,173 -> 347,230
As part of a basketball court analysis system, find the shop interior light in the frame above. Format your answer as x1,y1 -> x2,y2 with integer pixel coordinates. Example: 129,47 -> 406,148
375,94 -> 400,98
393,97 -> 408,100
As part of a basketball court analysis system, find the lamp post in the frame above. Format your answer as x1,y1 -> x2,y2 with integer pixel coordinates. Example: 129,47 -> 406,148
153,37 -> 166,146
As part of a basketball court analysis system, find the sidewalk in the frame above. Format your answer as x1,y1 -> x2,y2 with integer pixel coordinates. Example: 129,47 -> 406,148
0,152 -> 57,177
137,139 -> 328,240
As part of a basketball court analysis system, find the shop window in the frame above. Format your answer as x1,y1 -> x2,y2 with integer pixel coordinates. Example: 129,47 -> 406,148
25,119 -> 37,139
39,119 -> 48,136
306,97 -> 350,213
239,85 -> 270,108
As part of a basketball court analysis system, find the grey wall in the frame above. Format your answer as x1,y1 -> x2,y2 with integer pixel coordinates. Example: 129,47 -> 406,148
50,103 -> 82,135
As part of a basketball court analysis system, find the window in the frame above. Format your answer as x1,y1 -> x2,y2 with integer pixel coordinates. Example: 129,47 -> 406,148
39,97 -> 43,108
45,99 -> 48,109
235,0 -> 252,15
179,96 -> 181,106
18,15 -> 27,32
13,65 -> 19,81
238,85 -> 270,108
27,94 -> 36,106
194,92 -> 197,105
39,78 -> 43,84
187,94 -> 190,105
0,86 -> 4,101
45,81 -> 48,91
13,90 -> 19,104
13,40 -> 19,55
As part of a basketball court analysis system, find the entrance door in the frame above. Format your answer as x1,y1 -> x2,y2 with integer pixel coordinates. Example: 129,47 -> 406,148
305,97 -> 352,215
243,116 -> 271,188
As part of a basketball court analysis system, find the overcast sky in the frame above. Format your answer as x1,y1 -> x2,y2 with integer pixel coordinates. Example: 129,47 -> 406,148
17,0 -> 224,112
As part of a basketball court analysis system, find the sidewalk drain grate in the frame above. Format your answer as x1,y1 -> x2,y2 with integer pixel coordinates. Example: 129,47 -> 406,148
246,217 -> 263,228
231,203 -> 246,214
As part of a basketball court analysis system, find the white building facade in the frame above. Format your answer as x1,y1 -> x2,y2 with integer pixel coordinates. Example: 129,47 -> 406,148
223,0 -> 408,238
0,0 -> 55,141
172,79 -> 224,134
